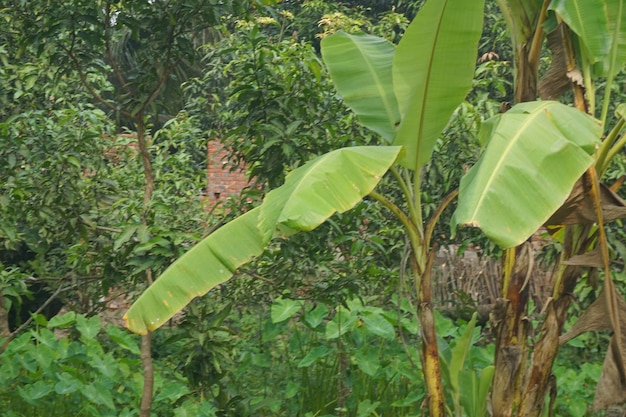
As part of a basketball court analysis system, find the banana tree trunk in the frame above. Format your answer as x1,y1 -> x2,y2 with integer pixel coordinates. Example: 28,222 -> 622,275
415,249 -> 445,416
492,245 -> 531,417
517,225 -> 590,416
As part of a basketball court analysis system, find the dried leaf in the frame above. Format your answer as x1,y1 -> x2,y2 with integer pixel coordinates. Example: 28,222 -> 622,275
539,24 -> 571,100
562,246 -> 604,268
546,177 -> 626,225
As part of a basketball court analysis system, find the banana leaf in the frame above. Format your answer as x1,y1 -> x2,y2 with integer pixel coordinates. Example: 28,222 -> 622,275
549,0 -> 610,63
392,0 -> 485,169
321,33 -> 399,142
123,207 -> 270,334
261,146 -> 403,231
124,146 -> 401,334
454,101 -> 602,248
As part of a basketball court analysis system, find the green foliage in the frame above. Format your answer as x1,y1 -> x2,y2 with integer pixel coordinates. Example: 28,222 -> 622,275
437,312 -> 494,417
223,296 -> 425,416
0,108 -> 113,278
125,146 -> 401,334
186,23 -> 369,188
0,312 -> 214,416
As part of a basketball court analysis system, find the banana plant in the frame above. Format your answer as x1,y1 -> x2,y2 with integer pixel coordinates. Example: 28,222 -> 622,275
124,0 -> 485,415
454,0 -> 626,415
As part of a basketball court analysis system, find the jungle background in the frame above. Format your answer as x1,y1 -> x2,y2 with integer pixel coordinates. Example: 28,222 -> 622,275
1,0 -> 625,416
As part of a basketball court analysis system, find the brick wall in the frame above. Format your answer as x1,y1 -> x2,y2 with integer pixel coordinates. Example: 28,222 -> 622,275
206,139 -> 249,208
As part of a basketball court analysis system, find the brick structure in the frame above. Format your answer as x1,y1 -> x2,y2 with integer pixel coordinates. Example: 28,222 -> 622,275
206,139 -> 249,208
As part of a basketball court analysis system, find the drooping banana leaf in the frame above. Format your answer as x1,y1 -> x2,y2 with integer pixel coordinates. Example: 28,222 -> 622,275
392,0 -> 485,169
124,146 -> 401,334
453,101 -> 602,248
321,33 -> 399,142
549,0 -> 610,63
123,207 -> 271,334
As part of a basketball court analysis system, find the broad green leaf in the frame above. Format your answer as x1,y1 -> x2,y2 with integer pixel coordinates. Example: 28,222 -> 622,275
305,303 -> 329,329
325,308 -> 357,339
76,314 -> 101,340
113,225 -> 139,251
125,147 -> 399,335
321,32 -> 399,141
354,349 -> 381,377
47,311 -> 76,328
357,399 -> 381,417
54,372 -> 81,395
297,345 -> 330,368
124,208 -> 271,334
549,0 -> 610,63
476,366 -> 495,417
106,326 -> 141,355
392,0 -> 485,169
454,101 -> 602,248
360,311 -> 395,340
261,146 -> 402,232
18,381 -> 52,404
271,298 -> 303,323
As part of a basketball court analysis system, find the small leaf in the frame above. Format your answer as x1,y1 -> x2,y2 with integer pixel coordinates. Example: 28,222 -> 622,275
325,308 -> 356,339
449,313 -> 478,394
106,325 -> 141,355
297,345 -> 330,368
305,304 -> 329,329
114,225 -> 139,251
47,311 -> 76,328
76,314 -> 101,340
360,311 -> 395,340
54,372 -> 81,395
354,349 -> 380,376
357,399 -> 381,417
271,298 -> 302,323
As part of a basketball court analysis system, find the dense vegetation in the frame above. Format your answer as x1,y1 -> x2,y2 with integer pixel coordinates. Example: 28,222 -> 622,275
1,0 -> 626,416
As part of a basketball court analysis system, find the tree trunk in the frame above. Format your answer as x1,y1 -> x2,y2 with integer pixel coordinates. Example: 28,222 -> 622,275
416,249 -> 445,417
136,117 -> 155,417
492,245 -> 531,417
517,226 -> 589,416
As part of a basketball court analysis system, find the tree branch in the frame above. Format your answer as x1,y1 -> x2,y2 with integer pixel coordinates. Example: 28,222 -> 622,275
60,44 -> 132,118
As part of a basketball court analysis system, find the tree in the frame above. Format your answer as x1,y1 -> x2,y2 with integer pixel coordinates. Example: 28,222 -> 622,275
3,1 -> 253,414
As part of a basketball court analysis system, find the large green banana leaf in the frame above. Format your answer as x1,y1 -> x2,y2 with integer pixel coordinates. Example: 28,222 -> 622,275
124,146 -> 401,334
321,33 -> 399,142
549,0 -> 610,63
123,207 -> 270,334
392,0 -> 485,169
453,101 -> 602,248
261,146 -> 402,231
